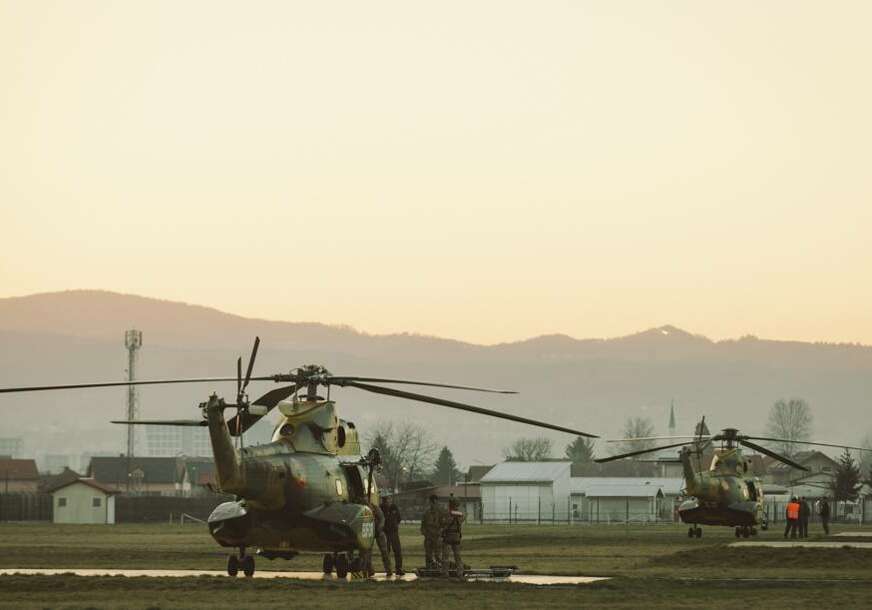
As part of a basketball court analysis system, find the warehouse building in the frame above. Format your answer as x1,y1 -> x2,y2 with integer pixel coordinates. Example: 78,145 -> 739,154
480,462 -> 572,522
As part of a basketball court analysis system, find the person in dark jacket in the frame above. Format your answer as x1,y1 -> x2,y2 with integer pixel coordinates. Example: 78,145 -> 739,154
818,496 -> 831,535
380,495 -> 404,575
799,497 -> 811,538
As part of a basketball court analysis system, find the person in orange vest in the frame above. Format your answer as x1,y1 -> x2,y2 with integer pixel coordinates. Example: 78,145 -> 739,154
784,497 -> 800,539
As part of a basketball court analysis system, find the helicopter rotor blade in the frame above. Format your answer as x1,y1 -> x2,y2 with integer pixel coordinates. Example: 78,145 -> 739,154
339,380 -> 597,438
738,439 -> 809,471
605,435 -> 710,443
329,377 -> 516,394
242,336 -> 260,395
740,436 -> 871,452
594,441 -> 696,463
0,377 -> 276,395
111,419 -> 207,426
226,384 -> 298,437
236,357 -> 242,400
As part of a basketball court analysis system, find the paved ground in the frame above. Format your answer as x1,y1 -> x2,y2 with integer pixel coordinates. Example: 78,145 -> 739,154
0,568 -> 608,586
729,541 -> 872,549
834,532 -> 872,537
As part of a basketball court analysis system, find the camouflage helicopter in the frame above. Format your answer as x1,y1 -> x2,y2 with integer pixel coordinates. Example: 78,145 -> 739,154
597,418 -> 867,539
0,337 -> 596,577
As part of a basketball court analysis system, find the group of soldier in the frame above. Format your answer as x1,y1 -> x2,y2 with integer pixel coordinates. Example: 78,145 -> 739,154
366,493 -> 465,579
784,495 -> 830,538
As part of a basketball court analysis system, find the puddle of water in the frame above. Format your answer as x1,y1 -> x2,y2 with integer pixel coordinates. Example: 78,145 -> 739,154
0,568 -> 607,585
834,532 -> 872,538
729,541 -> 872,549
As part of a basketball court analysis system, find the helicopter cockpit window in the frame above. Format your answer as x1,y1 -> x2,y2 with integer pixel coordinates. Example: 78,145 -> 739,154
279,423 -> 295,437
337,426 -> 346,448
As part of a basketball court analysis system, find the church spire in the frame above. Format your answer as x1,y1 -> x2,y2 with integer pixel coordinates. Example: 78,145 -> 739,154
668,400 -> 676,435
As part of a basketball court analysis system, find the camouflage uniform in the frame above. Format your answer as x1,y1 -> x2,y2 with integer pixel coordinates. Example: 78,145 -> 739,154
421,499 -> 444,568
365,502 -> 392,576
440,501 -> 464,579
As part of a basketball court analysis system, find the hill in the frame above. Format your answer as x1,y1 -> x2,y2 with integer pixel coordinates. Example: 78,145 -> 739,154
1,290 -> 871,465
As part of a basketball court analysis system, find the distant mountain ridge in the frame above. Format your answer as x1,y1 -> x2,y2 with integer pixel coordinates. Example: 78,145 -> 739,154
1,290 -> 871,465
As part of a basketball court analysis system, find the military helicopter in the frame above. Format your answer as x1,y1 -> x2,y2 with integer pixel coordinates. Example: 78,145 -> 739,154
597,418 -> 867,539
0,337 -> 596,577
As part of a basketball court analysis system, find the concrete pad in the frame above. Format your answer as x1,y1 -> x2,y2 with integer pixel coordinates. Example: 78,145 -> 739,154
729,541 -> 872,549
834,532 -> 872,538
0,568 -> 607,586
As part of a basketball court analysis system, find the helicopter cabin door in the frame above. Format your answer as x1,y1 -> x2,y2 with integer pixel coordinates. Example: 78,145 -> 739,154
746,480 -> 759,501
341,463 -> 369,504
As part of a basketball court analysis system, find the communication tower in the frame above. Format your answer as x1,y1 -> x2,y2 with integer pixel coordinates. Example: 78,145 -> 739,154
124,329 -> 143,458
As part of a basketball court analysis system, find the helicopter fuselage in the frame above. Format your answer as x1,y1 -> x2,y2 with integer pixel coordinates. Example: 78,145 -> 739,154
677,446 -> 766,529
203,396 -> 378,556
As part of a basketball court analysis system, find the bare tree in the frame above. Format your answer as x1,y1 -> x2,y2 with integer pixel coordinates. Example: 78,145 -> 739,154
764,398 -> 813,457
503,437 -> 554,462
614,416 -> 656,456
365,421 -> 438,490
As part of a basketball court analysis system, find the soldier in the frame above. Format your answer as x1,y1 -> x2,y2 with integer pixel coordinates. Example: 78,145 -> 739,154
799,496 -> 811,538
381,494 -> 404,575
441,497 -> 464,580
421,494 -> 444,568
365,500 -> 393,577
818,496 -> 831,535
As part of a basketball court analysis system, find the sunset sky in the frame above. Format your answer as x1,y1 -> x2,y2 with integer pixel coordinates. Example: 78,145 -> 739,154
2,1 -> 871,345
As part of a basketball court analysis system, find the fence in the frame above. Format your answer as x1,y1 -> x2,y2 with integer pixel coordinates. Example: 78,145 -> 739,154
115,494 -> 233,523
0,493 -> 52,521
0,492 -> 233,523
481,496 -> 674,524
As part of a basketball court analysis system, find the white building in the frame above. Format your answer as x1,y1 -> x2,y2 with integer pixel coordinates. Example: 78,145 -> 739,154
570,477 -> 684,522
480,462 -> 572,522
46,475 -> 117,524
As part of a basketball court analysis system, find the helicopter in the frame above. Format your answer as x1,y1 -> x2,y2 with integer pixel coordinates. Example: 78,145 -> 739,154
596,417 -> 868,539
0,337 -> 597,577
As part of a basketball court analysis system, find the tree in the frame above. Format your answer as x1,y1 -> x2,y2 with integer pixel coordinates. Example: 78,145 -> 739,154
431,446 -> 462,486
365,421 -> 438,490
830,449 -> 862,518
764,398 -> 813,457
614,416 -> 656,456
503,437 -> 553,462
565,436 -> 596,463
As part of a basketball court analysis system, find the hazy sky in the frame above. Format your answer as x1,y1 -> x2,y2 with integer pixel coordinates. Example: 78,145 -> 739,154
2,1 -> 871,345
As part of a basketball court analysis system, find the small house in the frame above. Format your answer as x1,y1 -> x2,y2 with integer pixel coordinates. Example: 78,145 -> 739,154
45,471 -> 117,524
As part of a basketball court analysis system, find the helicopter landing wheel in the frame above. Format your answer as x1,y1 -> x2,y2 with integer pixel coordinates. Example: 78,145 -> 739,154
694,526 -> 702,538
750,527 -> 758,537
735,527 -> 742,538
742,527 -> 751,538
227,554 -> 239,577
323,553 -> 335,575
241,554 -> 255,577
688,527 -> 694,538
335,553 -> 349,579
349,555 -> 363,577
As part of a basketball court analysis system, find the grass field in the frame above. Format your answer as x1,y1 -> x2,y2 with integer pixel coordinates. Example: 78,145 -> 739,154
2,521 -> 872,608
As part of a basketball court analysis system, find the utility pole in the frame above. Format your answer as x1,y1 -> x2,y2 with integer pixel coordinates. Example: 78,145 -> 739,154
124,330 -> 142,491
